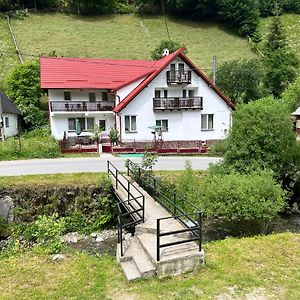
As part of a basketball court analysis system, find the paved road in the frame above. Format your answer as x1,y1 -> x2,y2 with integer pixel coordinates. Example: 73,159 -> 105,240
0,155 -> 221,176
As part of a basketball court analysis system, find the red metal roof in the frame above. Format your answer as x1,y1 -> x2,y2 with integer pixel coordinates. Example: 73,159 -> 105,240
40,48 -> 235,111
40,57 -> 158,90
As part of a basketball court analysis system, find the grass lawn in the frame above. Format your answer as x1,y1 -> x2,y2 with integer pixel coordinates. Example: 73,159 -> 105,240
0,233 -> 299,299
0,172 -> 106,187
0,18 -> 19,85
10,13 -> 255,71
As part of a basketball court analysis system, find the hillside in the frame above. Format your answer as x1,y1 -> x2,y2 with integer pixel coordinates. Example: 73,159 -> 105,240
10,13 -> 255,71
1,13 -> 300,85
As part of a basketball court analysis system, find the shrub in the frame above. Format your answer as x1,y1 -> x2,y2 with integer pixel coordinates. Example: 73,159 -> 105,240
209,140 -> 228,156
199,170 -> 286,228
25,213 -> 65,254
151,40 -> 183,60
0,217 -> 7,237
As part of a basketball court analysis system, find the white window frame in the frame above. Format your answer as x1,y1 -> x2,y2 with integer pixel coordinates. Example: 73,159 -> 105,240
156,119 -> 168,132
68,117 -> 94,132
125,115 -> 137,132
201,114 -> 214,131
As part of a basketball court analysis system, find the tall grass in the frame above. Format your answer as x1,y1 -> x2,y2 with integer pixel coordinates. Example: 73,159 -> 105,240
0,126 -> 60,161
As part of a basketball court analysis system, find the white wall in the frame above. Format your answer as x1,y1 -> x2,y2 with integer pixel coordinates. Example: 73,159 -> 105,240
118,57 -> 232,141
2,113 -> 18,138
49,89 -> 114,102
50,113 -> 114,140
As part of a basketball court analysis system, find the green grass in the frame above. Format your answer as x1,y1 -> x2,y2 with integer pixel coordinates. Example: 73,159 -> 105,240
0,172 -> 106,187
0,233 -> 299,299
10,13 -> 255,70
0,17 -> 19,86
259,14 -> 300,57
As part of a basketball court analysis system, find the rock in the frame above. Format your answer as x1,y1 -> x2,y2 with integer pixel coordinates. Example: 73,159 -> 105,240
52,254 -> 65,261
61,232 -> 78,243
0,196 -> 14,222
96,236 -> 104,243
91,232 -> 98,238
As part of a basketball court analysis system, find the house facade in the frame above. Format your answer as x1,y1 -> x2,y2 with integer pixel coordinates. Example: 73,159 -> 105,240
40,48 -> 235,144
0,92 -> 20,140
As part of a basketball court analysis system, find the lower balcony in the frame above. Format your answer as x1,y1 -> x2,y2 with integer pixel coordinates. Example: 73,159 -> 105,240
50,101 -> 114,112
153,97 -> 203,111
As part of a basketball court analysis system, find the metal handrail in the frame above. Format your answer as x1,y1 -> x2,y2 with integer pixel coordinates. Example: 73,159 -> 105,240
157,211 -> 203,261
126,159 -> 203,261
108,160 -> 145,257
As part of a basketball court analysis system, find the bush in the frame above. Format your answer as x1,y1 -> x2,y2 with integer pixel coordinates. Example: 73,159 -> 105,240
0,217 -> 7,237
25,213 -> 65,254
0,126 -> 60,161
209,140 -> 228,156
199,170 -> 286,228
151,40 -> 183,60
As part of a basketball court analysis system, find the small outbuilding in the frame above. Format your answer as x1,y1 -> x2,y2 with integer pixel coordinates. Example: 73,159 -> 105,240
0,92 -> 20,140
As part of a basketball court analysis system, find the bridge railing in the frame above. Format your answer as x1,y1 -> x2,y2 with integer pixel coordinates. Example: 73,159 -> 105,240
107,160 -> 145,256
126,159 -> 203,261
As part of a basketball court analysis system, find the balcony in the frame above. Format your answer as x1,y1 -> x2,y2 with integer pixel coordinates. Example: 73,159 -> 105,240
50,101 -> 114,112
166,70 -> 192,84
153,97 -> 203,111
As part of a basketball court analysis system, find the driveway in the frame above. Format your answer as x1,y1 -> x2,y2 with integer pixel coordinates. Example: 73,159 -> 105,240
0,155 -> 221,176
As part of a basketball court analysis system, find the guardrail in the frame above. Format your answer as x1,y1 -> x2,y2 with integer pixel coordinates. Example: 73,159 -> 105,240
126,159 -> 203,260
107,161 -> 145,256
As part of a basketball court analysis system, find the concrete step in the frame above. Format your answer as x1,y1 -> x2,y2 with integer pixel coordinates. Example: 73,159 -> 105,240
118,236 -> 156,280
136,232 -> 204,277
120,259 -> 141,281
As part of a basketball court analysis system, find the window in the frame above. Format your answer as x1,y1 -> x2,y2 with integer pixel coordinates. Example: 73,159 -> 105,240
188,90 -> 194,97
5,117 -> 9,128
99,120 -> 106,131
89,92 -> 96,102
64,91 -> 71,100
68,118 -> 76,131
68,117 -> 94,131
156,119 -> 168,132
125,115 -> 137,132
201,114 -> 214,130
155,90 -> 161,98
87,118 -> 95,130
182,90 -> 187,98
102,91 -> 108,101
178,63 -> 184,74
163,90 -> 168,98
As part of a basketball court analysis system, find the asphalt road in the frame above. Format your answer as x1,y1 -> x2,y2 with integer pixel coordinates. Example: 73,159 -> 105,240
0,155 -> 221,176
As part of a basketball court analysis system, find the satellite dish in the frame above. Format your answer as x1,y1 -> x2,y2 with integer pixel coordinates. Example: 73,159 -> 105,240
162,48 -> 169,57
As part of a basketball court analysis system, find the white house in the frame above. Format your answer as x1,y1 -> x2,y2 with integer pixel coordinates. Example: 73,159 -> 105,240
40,48 -> 236,144
0,92 -> 20,140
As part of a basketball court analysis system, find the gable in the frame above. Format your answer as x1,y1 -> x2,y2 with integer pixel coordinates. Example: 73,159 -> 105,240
113,49 -> 236,112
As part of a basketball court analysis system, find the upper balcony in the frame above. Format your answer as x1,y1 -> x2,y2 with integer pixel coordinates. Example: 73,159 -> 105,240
153,97 -> 203,111
50,101 -> 114,112
166,70 -> 192,85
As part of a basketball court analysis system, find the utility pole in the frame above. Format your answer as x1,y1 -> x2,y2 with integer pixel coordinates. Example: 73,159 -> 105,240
212,55 -> 217,85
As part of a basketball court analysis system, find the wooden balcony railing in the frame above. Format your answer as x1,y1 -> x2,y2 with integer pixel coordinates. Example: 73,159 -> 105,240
50,101 -> 114,112
166,70 -> 192,84
153,97 -> 203,110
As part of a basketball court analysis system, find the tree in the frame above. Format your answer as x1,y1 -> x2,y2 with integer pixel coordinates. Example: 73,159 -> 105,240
217,0 -> 260,36
281,75 -> 300,112
263,14 -> 299,98
223,97 -> 295,173
216,58 -> 265,104
6,61 -> 46,129
151,40 -> 182,60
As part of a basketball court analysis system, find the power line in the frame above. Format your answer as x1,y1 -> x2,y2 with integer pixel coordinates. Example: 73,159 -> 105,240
161,0 -> 171,42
